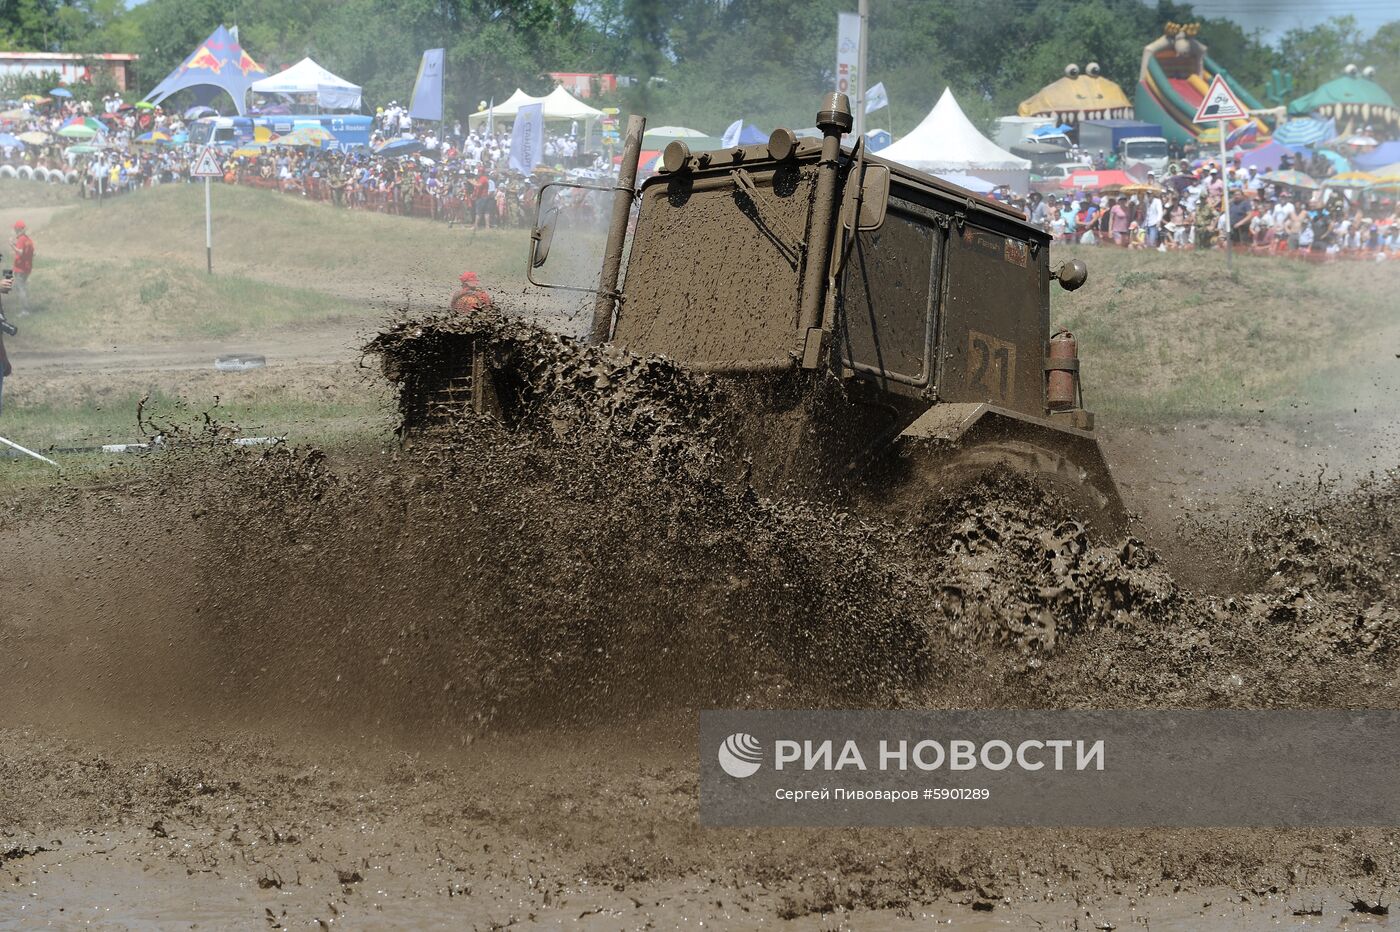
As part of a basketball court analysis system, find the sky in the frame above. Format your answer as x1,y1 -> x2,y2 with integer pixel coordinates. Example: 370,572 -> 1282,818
1180,0 -> 1396,41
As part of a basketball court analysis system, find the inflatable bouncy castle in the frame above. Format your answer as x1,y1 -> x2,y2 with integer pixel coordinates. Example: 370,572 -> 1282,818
1018,63 -> 1134,127
1289,65 -> 1399,138
1135,22 -> 1269,148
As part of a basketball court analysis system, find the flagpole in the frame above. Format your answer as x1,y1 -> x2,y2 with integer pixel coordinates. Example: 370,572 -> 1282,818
856,0 -> 869,140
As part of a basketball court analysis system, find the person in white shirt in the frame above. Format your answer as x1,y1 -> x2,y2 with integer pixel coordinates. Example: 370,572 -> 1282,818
1144,192 -> 1164,247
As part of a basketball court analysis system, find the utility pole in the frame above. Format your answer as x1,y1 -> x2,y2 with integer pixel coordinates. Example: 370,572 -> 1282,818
855,0 -> 869,140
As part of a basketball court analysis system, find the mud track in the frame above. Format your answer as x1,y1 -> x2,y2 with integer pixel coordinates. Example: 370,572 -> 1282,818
2,313 -> 1398,927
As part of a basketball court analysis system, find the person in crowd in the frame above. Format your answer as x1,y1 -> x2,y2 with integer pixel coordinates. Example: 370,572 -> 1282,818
1109,196 -> 1130,247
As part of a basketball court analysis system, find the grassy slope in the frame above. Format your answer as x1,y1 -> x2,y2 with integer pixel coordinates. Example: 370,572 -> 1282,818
19,182 -> 529,350
0,178 -> 82,208
1052,245 -> 1400,423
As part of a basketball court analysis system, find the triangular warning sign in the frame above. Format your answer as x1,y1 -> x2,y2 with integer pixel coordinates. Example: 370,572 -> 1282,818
1193,74 -> 1249,123
190,146 -> 223,178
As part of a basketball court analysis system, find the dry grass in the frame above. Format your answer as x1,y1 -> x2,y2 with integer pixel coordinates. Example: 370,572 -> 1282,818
1051,244 -> 1400,423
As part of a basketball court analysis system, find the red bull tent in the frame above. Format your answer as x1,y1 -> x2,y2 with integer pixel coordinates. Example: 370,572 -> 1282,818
145,26 -> 267,116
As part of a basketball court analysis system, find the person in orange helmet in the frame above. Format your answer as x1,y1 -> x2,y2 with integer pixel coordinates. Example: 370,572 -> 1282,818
450,271 -> 492,314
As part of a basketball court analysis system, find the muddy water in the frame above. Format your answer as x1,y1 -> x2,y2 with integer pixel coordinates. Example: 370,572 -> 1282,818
3,313 -> 1399,927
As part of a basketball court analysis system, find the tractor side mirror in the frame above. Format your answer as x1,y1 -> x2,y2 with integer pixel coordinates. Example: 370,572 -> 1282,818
842,163 -> 889,232
1052,258 -> 1088,291
526,181 -> 615,292
530,203 -> 559,268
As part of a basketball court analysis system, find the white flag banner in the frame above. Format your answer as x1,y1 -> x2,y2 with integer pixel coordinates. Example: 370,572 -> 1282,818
721,119 -> 743,148
509,103 -> 544,174
865,81 -> 888,113
836,12 -> 860,99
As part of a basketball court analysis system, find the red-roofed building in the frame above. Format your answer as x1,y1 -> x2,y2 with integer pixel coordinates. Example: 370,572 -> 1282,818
0,52 -> 139,91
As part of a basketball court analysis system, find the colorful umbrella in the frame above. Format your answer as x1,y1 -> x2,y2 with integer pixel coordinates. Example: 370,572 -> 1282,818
49,87 -> 73,98
136,131 -> 172,144
1321,171 -> 1377,188
65,144 -> 101,154
57,124 -> 97,139
184,105 -> 217,119
276,126 -> 336,147
134,101 -> 156,110
375,137 -> 423,156
0,133 -> 23,148
17,130 -> 50,144
1260,170 -> 1318,190
19,94 -> 43,103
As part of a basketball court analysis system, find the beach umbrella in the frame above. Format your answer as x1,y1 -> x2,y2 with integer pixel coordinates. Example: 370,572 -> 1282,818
277,126 -> 335,147
1120,182 -> 1166,196
1321,171 -> 1377,188
1261,169 -> 1318,190
19,94 -> 43,103
134,101 -> 156,110
57,124 -> 97,139
48,88 -> 73,98
136,131 -> 172,145
1274,117 -> 1335,149
375,137 -> 423,156
172,132 -> 189,144
17,130 -> 50,145
184,105 -> 217,119
0,133 -> 23,148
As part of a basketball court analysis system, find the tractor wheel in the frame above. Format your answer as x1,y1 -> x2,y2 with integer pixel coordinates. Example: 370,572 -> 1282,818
872,432 -> 1126,537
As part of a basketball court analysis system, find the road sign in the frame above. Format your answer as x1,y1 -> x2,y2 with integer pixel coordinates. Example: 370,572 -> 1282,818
190,146 -> 221,273
190,145 -> 222,178
1193,74 -> 1249,123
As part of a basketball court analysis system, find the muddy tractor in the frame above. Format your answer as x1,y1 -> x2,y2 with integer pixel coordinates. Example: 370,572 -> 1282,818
419,93 -> 1123,527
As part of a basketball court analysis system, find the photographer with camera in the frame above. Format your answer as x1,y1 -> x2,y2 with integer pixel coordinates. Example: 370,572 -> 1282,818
0,271 -> 13,416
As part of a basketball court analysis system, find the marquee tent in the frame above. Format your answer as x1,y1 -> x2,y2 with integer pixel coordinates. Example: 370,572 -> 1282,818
880,88 -> 1031,193
145,25 -> 266,116
251,57 -> 362,111
467,86 -> 605,129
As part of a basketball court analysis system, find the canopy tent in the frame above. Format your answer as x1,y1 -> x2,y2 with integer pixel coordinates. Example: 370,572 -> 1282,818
145,26 -> 267,116
1353,140 -> 1400,171
251,57 -> 361,111
933,172 -> 997,194
880,87 -> 1031,194
467,86 -> 604,129
1237,140 -> 1292,172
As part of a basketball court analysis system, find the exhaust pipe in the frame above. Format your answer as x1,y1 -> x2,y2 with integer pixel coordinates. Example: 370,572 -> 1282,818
797,93 -> 853,366
590,113 -> 646,344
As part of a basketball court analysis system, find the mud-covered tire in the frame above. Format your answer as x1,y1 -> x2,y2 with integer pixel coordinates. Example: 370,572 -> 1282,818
936,438 -> 1124,534
870,431 -> 1127,537
0,165 -> 14,178
16,165 -> 33,180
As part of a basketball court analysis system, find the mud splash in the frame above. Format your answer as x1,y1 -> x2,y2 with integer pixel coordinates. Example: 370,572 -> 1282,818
5,313 -> 1396,727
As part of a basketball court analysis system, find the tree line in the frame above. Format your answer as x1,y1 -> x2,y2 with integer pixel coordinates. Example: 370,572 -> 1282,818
3,0 -> 1396,138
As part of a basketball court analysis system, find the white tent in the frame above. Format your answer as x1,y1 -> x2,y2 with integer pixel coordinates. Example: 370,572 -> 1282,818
251,57 -> 362,111
468,86 -> 605,129
880,88 -> 1031,194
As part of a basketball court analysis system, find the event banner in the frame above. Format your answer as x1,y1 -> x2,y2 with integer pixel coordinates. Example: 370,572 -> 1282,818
409,48 -> 445,123
836,12 -> 860,102
509,103 -> 544,174
701,709 -> 1400,827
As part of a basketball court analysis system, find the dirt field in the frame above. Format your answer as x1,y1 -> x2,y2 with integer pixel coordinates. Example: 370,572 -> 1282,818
2,185 -> 1399,928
